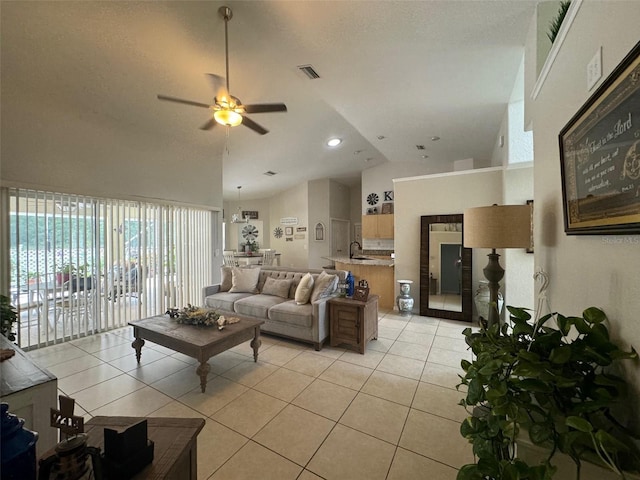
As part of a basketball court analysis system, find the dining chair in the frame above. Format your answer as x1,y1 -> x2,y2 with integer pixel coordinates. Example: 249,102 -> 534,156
223,251 -> 238,267
260,249 -> 275,266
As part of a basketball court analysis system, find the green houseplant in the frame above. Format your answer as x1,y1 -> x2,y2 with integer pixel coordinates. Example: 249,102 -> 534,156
0,294 -> 19,342
458,306 -> 640,480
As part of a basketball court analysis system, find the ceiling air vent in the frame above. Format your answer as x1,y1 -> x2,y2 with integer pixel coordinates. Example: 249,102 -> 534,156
263,171 -> 277,176
416,145 -> 425,150
297,64 -> 320,79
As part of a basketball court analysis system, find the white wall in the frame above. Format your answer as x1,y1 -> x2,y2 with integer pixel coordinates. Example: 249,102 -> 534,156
503,165 -> 535,310
308,179 -> 330,269
269,182 -> 309,268
394,168 -> 504,313
527,1 -> 640,428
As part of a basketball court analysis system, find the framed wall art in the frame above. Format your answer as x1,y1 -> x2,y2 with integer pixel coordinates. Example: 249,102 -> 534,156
285,227 -> 293,236
559,40 -> 640,234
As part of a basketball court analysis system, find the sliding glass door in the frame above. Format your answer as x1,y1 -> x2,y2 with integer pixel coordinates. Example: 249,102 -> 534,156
6,188 -> 215,349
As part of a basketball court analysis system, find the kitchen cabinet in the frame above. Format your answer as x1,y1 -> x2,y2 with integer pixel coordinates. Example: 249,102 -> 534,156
362,214 -> 394,239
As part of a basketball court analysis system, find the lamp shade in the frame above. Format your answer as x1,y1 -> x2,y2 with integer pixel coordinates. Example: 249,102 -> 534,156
214,109 -> 243,127
463,204 -> 532,249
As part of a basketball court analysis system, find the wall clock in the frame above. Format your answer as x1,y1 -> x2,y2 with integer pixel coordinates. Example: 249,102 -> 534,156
273,227 -> 283,239
367,193 -> 379,205
241,224 -> 259,241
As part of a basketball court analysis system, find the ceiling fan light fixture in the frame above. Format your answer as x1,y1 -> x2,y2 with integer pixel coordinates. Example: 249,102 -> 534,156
214,109 -> 243,127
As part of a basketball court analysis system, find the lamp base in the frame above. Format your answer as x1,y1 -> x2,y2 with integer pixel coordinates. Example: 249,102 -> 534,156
482,250 -> 504,328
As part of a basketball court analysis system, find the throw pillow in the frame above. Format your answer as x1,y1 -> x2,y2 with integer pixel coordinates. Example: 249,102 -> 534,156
229,267 -> 261,294
310,271 -> 338,303
220,266 -> 232,292
261,277 -> 292,299
294,272 -> 315,305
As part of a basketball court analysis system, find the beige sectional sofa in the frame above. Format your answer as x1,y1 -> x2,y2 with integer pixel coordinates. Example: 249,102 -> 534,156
202,266 -> 348,350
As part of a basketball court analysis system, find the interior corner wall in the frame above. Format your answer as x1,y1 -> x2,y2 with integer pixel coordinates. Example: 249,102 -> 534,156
269,182 -> 309,269
393,168 -> 503,313
528,2 -> 640,428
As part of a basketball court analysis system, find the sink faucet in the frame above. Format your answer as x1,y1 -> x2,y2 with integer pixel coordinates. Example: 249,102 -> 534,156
349,241 -> 362,259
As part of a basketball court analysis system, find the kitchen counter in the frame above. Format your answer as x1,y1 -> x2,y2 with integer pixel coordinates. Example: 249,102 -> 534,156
324,256 -> 394,267
325,257 -> 395,310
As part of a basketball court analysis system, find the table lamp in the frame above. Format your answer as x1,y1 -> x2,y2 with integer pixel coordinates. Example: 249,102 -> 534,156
463,204 -> 532,327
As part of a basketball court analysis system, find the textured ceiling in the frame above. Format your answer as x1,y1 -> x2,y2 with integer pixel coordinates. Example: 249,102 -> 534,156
1,1 -> 537,201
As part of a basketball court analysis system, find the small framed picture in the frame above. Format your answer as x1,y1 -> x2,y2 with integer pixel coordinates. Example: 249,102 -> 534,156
285,227 -> 293,236
353,286 -> 369,302
381,202 -> 394,214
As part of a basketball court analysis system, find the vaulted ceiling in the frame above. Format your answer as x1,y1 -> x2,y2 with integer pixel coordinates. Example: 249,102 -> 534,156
1,1 -> 537,201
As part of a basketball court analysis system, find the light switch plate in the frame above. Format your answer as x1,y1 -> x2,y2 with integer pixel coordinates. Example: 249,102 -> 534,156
587,47 -> 602,91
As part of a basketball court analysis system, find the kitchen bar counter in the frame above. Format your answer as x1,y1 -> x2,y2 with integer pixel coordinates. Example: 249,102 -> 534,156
324,257 -> 394,310
324,256 -> 394,267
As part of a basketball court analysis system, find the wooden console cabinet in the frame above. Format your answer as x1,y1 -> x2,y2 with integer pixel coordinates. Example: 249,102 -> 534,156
329,295 -> 379,354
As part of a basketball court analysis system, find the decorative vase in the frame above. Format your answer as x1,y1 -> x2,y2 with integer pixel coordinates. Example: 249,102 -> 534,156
474,280 -> 504,322
396,280 -> 414,315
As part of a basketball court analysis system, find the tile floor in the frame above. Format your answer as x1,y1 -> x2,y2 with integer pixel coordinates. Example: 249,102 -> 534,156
27,309 -> 477,480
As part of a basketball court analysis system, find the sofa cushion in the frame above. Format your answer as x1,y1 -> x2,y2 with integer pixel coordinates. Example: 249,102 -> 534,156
234,294 -> 287,318
204,292 -> 252,312
220,266 -> 232,292
229,267 -> 261,293
294,273 -> 315,305
261,277 -> 292,299
310,271 -> 338,303
268,300 -> 314,329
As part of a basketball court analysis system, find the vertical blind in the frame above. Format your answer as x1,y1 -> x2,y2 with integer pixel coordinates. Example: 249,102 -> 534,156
6,188 -> 215,350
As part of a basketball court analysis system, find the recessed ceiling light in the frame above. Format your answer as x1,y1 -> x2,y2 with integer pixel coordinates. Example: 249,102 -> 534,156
377,135 -> 386,140
354,150 -> 363,155
431,136 -> 440,141
365,157 -> 374,163
327,138 -> 342,147
422,155 -> 429,159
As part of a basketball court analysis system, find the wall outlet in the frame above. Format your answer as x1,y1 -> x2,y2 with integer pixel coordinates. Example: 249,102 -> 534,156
587,47 -> 602,91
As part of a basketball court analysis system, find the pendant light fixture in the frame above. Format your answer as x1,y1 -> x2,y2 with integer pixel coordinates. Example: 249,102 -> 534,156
230,186 -> 249,223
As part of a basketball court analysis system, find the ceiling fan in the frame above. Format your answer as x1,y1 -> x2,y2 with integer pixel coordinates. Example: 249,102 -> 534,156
157,6 -> 287,135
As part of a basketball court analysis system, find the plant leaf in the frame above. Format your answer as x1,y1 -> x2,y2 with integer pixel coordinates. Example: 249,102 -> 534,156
583,307 -> 607,324
566,416 -> 593,432
549,345 -> 572,364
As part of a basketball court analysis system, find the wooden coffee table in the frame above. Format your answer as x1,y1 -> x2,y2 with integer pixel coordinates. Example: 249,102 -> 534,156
129,315 -> 264,393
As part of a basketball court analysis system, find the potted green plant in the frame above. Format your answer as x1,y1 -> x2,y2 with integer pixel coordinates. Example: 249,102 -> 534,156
458,306 -> 640,480
0,295 -> 18,342
56,263 -> 76,285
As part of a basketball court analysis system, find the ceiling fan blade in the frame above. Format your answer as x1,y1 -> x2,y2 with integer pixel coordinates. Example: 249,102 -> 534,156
200,117 -> 217,131
241,116 -> 268,135
206,73 -> 230,101
157,95 -> 211,109
244,103 -> 287,114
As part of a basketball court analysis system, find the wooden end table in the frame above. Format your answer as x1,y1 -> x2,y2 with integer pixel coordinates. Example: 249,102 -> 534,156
328,295 -> 379,354
129,315 -> 264,393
